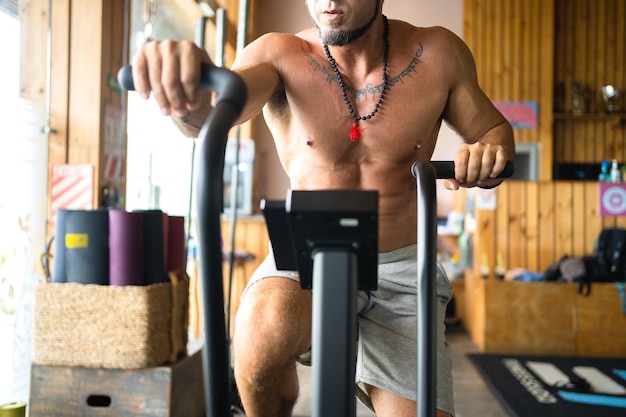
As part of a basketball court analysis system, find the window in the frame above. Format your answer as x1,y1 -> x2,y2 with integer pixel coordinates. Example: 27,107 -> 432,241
0,7 -> 19,99
0,7 -> 48,405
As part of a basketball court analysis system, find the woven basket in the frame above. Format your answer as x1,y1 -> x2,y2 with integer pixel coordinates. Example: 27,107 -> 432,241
32,271 -> 189,369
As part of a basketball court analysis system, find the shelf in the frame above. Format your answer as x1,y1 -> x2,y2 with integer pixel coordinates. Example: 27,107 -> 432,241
554,112 -> 626,127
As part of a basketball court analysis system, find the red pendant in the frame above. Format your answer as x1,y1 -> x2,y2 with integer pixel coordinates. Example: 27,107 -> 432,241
349,122 -> 362,141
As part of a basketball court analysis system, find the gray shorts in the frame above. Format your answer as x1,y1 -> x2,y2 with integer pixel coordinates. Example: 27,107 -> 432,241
242,244 -> 455,416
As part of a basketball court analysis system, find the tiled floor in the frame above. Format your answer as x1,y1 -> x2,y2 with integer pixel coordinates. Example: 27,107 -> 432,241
446,323 -> 509,417
291,322 -> 509,417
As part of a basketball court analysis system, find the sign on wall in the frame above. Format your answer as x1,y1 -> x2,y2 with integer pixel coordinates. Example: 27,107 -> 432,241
48,164 -> 94,224
600,183 -> 626,217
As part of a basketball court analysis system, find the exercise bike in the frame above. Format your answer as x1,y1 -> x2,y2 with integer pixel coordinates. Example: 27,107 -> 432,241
118,65 -> 513,417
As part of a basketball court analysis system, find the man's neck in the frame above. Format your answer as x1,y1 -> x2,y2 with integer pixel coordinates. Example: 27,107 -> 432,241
324,17 -> 388,75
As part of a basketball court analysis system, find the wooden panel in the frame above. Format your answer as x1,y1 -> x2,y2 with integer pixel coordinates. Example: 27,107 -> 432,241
508,182 -> 527,271
464,271 -> 486,350
495,181 -> 509,271
584,182 -> 603,253
475,181 -> 624,274
576,283 -> 626,356
467,277 -> 626,357
67,0 -> 104,177
188,216 -> 270,338
220,216 -> 270,335
571,182 -> 586,254
474,203 -> 496,280
525,182 -> 540,271
463,0 -> 554,179
48,0 -> 70,166
537,181 -> 555,269
482,281 -> 577,355
555,182 -> 573,257
19,0 -> 48,106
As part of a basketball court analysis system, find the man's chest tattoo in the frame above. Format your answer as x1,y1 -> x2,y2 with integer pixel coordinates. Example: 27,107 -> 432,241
303,43 -> 423,101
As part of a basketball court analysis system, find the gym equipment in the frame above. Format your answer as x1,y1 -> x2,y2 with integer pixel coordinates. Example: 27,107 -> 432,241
119,64 -> 247,417
263,161 -> 512,417
118,65 -> 514,417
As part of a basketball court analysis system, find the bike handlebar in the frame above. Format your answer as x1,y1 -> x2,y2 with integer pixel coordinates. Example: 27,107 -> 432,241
117,63 -> 247,113
412,160 -> 515,180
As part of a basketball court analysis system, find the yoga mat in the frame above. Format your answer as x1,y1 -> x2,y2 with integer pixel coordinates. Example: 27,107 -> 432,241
64,209 -> 109,285
469,353 -> 626,417
51,209 -> 68,283
167,215 -> 186,271
0,402 -> 26,417
163,212 -> 169,268
109,209 -> 144,286
140,210 -> 168,285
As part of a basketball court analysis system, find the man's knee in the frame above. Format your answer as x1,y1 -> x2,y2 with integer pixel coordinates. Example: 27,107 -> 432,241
233,278 -> 312,365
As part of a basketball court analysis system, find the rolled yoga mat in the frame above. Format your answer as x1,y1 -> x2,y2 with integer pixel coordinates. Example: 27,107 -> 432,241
140,210 -> 168,285
64,209 -> 109,285
108,209 -> 144,286
167,215 -> 186,272
0,402 -> 27,417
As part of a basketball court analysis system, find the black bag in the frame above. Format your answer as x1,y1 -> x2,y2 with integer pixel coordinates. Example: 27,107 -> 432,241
579,227 -> 626,295
544,255 -> 587,283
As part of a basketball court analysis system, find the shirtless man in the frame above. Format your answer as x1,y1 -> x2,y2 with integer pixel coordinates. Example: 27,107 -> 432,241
131,1 -> 514,416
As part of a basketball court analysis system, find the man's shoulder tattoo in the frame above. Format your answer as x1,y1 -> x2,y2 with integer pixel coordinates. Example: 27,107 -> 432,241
390,42 -> 423,88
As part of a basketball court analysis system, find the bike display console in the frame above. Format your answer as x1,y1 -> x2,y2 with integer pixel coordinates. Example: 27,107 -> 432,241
262,189 -> 379,291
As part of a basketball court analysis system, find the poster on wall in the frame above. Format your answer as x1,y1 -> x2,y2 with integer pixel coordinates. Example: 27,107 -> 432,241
492,101 -> 538,129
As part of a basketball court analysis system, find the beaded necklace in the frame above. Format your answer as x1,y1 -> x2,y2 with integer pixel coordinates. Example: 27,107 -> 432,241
323,15 -> 390,141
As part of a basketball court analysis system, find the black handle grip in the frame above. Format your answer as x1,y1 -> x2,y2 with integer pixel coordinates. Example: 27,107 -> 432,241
117,63 -> 248,113
117,65 -> 135,91
412,160 -> 515,180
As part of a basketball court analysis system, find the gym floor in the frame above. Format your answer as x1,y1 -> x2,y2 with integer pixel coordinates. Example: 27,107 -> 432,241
291,322 -> 509,417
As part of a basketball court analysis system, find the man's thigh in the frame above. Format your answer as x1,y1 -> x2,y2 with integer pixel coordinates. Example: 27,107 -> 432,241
365,384 -> 453,417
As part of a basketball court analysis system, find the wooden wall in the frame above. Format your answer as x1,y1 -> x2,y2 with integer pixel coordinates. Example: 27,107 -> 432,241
20,0 -> 129,240
553,0 -> 626,163
474,180 -> 626,276
463,0 -> 555,180
464,0 -> 626,177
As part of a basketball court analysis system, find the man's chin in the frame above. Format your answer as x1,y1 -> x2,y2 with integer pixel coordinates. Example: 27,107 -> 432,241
318,27 -> 349,46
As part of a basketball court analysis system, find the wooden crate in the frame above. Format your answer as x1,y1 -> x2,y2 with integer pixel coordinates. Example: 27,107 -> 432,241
577,283 -> 626,357
29,349 -> 205,417
481,280 -> 578,355
464,272 -> 626,357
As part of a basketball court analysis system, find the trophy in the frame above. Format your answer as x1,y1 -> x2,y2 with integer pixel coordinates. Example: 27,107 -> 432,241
601,85 -> 622,113
571,81 -> 583,114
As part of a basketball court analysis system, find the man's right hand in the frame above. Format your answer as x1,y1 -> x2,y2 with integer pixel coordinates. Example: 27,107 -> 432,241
131,40 -> 213,119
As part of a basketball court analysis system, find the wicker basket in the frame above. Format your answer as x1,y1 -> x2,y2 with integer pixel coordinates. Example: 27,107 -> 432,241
32,271 -> 189,369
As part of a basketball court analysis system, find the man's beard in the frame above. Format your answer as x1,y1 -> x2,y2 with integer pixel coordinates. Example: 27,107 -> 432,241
320,0 -> 380,46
